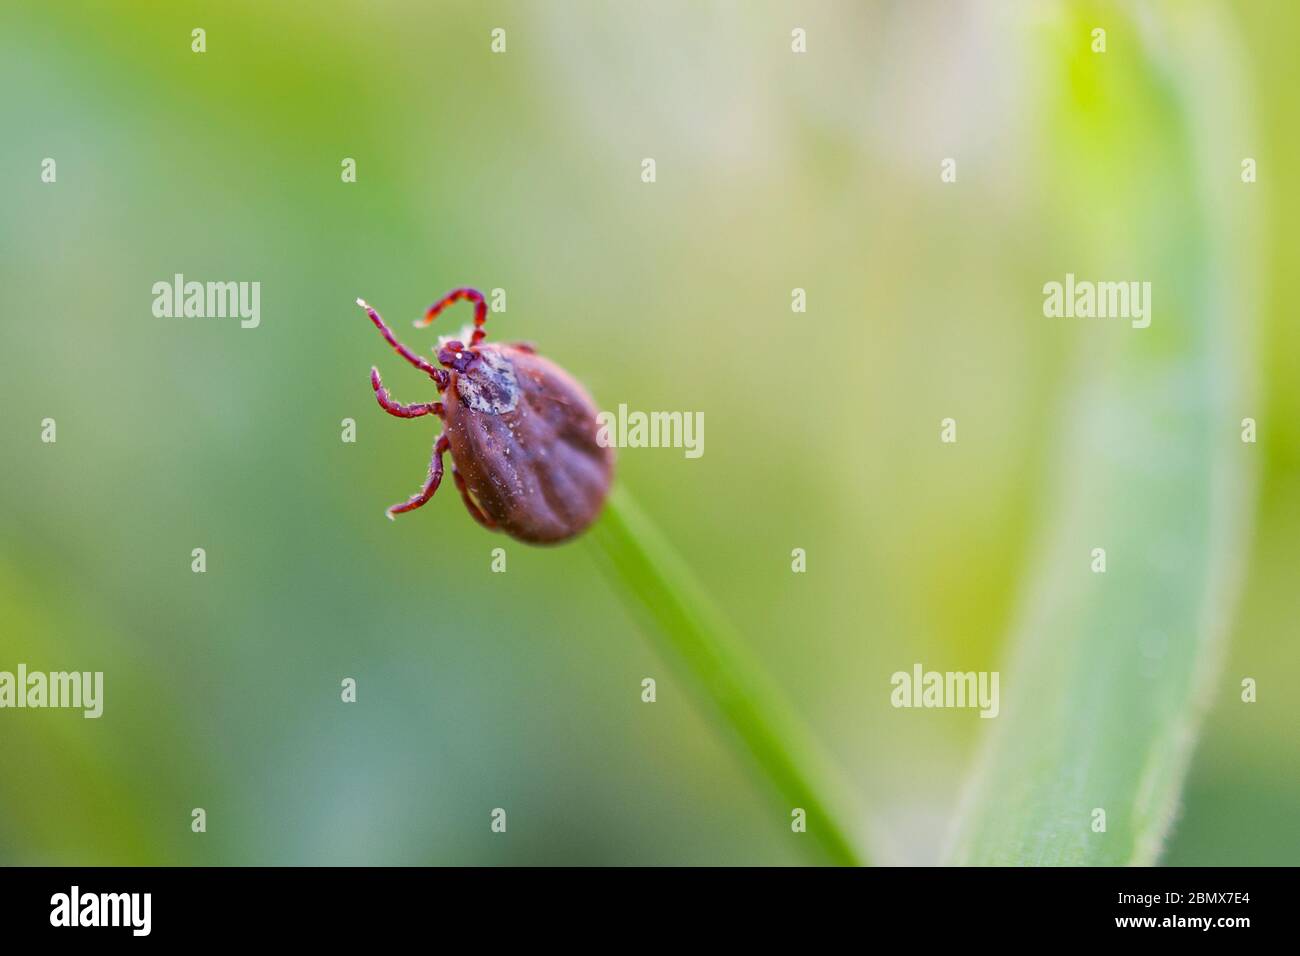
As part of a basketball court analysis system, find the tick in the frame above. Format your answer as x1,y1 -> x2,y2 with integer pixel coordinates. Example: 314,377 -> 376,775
356,288 -> 614,544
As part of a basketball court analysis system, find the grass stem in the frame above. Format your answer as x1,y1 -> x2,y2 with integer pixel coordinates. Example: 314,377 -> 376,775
589,484 -> 866,867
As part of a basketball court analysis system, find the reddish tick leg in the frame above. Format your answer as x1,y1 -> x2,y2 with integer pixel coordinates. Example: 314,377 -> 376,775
452,467 -> 497,529
357,298 -> 450,389
371,368 -> 444,419
387,433 -> 450,520
414,287 -> 489,346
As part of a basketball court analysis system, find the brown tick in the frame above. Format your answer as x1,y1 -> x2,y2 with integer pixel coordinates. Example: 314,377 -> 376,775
356,288 -> 614,544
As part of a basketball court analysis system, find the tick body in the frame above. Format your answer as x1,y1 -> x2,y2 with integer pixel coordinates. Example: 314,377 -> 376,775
358,288 -> 613,544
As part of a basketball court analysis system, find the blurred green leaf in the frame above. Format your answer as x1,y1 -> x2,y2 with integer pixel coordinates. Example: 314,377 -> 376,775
943,6 -> 1257,865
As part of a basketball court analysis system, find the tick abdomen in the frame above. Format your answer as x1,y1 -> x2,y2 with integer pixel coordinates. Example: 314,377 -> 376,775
443,344 -> 614,544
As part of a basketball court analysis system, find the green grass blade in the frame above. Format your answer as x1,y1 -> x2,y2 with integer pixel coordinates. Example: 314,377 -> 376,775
589,484 -> 866,866
943,8 -> 1258,865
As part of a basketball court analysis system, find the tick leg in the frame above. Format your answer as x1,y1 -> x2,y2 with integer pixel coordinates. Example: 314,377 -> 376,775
371,368 -> 444,419
357,298 -> 450,389
386,433 -> 450,520
414,287 -> 490,346
452,466 -> 498,529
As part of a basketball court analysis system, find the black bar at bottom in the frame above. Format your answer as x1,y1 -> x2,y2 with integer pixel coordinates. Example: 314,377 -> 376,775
0,865 -> 1281,941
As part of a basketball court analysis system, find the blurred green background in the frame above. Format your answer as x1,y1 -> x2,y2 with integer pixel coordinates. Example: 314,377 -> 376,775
1,0 -> 1296,865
